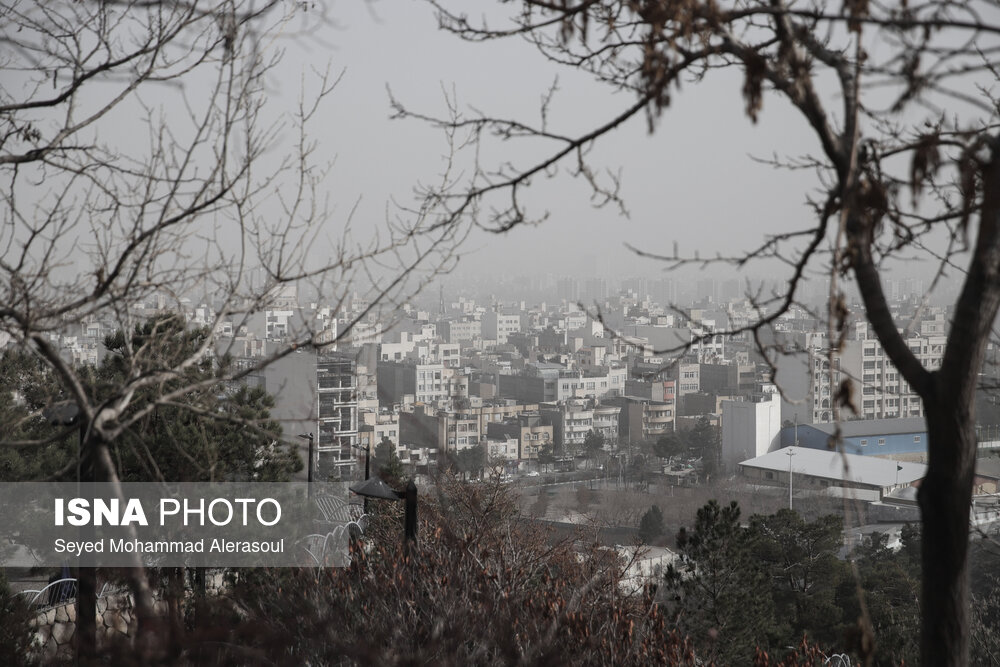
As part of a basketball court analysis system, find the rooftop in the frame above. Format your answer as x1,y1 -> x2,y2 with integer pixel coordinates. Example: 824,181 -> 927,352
740,446 -> 927,488
806,417 -> 927,438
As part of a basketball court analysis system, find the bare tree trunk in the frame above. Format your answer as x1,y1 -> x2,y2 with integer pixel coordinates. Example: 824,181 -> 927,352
921,398 -> 976,665
848,133 -> 1000,663
167,567 -> 185,661
915,139 -> 1000,665
77,428 -> 97,662
93,440 -> 160,658
76,567 -> 97,662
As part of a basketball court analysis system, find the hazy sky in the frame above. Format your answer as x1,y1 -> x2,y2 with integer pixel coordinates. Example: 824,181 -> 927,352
272,1 -> 833,283
8,0 -> 980,317
35,0 -> 960,309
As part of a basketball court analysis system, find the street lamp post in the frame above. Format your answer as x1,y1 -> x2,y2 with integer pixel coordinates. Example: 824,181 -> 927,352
297,433 -> 315,496
350,477 -> 418,546
786,448 -> 797,511
351,443 -> 371,512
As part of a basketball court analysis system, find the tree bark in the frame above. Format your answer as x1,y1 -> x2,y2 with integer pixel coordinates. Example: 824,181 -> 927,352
920,393 -> 976,666
93,438 -> 160,658
853,135 -> 1000,665
76,426 -> 97,663
916,137 -> 1000,665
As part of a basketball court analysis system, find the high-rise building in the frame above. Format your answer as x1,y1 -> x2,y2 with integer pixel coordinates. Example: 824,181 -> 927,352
317,352 -> 358,480
809,321 -> 944,423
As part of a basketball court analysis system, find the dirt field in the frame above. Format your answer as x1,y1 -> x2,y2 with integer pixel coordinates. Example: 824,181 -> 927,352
518,477 -> 871,547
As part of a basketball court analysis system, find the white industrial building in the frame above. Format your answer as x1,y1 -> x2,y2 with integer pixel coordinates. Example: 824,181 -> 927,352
738,446 -> 927,501
721,384 -> 781,474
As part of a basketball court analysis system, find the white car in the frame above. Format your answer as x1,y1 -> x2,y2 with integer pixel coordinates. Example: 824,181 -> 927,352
526,471 -> 540,477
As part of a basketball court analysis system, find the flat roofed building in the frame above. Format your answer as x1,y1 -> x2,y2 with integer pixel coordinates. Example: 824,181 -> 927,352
739,446 -> 927,500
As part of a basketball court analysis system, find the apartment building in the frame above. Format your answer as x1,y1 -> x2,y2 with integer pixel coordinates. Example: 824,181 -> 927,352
486,435 -> 520,462
316,352 -> 359,480
537,397 -> 622,452
265,308 -> 294,340
623,380 -> 677,408
444,319 -> 482,344
593,403 -> 621,445
486,412 -> 553,460
606,395 -> 676,443
482,311 -> 522,345
357,410 -> 400,454
433,402 -> 544,453
377,361 -> 463,406
673,362 -> 701,396
810,321 -> 944,423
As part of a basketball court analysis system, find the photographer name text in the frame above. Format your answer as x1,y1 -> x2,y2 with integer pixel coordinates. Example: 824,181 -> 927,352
53,537 -> 285,555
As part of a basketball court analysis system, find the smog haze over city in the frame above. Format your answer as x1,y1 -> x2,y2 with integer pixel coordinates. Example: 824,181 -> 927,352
2,2 -> 1000,665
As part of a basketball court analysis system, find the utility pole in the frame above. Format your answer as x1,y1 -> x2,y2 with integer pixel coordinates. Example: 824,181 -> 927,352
786,448 -> 796,511
297,433 -> 315,498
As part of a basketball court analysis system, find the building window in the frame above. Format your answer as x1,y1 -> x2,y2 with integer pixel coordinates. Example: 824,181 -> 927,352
860,439 -> 868,447
878,438 -> 886,446
765,472 -> 774,480
914,435 -> 921,443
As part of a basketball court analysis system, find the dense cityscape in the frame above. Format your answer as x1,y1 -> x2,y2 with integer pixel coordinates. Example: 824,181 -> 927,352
5,265 -> 1000,664
16,270 -> 976,480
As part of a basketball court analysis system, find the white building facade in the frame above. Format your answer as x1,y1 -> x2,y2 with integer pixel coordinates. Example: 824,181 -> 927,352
721,385 -> 781,473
